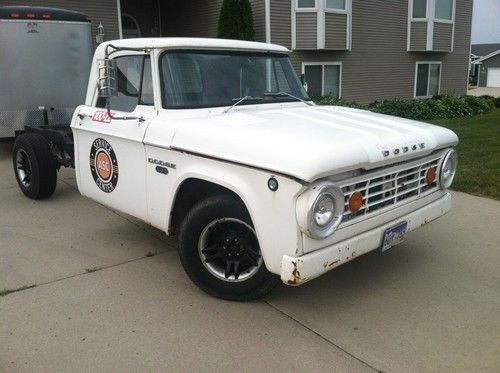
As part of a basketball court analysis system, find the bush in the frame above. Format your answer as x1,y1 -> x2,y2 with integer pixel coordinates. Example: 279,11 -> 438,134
478,95 -> 500,108
438,94 -> 473,118
463,95 -> 494,114
313,95 -> 364,109
370,98 -> 431,120
314,93 -> 495,120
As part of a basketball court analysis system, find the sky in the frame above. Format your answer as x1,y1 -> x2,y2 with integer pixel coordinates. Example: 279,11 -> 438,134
472,0 -> 500,44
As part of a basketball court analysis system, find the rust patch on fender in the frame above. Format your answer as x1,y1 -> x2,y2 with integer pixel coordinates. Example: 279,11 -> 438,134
287,260 -> 304,285
323,259 -> 340,269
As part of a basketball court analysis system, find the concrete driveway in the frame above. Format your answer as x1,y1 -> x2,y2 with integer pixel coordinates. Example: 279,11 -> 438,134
468,86 -> 500,97
1,140 -> 499,372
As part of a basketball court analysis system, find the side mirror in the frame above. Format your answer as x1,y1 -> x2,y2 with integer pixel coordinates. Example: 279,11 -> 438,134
97,58 -> 118,98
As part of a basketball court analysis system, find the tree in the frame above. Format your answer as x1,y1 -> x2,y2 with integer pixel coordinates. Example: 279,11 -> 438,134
239,0 -> 255,41
217,0 -> 255,41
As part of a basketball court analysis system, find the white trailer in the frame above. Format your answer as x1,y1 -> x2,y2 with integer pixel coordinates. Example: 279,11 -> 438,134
0,6 -> 93,138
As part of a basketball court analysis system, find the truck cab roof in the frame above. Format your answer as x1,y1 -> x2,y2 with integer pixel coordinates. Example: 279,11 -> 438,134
95,38 -> 290,58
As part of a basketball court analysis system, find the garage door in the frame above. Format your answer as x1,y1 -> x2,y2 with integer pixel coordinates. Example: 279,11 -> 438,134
487,68 -> 500,87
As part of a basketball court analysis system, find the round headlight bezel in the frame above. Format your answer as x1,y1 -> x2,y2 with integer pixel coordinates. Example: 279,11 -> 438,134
439,149 -> 458,190
305,183 -> 345,239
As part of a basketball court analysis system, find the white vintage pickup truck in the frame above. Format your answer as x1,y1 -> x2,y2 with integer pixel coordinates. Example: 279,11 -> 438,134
12,38 -> 458,300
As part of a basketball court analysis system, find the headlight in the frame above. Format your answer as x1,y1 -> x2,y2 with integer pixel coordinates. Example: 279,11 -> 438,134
440,149 -> 458,189
296,182 -> 344,240
313,193 -> 336,227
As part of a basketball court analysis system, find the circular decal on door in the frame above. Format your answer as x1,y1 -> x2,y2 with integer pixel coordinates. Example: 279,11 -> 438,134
90,138 -> 118,193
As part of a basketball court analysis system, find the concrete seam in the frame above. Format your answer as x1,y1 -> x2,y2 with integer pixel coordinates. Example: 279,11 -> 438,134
264,300 -> 382,372
1,251 -> 172,297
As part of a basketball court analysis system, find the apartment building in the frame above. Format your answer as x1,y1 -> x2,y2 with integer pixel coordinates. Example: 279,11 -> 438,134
1,0 -> 473,103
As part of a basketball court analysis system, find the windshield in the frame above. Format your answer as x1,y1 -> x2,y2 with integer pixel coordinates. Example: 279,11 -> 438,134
160,51 -> 310,109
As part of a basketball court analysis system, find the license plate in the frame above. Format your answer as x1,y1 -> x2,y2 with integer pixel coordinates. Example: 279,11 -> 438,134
382,221 -> 408,251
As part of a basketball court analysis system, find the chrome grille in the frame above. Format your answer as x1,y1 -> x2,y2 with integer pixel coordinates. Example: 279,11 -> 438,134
340,156 -> 441,222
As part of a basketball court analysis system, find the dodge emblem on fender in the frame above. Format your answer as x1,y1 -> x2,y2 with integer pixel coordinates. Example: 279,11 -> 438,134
89,138 -> 118,193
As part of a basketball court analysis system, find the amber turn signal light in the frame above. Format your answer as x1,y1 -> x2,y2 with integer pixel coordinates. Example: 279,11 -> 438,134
348,191 -> 363,213
425,167 -> 437,185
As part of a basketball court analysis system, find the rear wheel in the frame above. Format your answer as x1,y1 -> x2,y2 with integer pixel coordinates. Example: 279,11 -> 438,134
178,195 -> 279,301
12,133 -> 57,199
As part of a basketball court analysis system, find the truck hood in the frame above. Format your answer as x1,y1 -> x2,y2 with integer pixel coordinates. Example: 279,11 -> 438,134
168,105 -> 458,182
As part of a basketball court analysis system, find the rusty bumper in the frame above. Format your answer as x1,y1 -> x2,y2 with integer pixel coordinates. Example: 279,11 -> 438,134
281,193 -> 452,286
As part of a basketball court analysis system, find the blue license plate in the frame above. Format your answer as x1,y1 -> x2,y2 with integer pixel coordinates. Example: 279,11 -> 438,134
382,221 -> 408,251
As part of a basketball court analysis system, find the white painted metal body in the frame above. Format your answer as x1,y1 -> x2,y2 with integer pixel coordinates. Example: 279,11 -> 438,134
71,38 -> 458,284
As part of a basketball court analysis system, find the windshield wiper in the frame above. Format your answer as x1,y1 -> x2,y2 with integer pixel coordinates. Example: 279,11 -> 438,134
264,91 -> 313,106
223,96 -> 263,113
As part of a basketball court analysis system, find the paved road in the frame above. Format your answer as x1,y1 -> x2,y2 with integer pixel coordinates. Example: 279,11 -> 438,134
1,141 -> 499,372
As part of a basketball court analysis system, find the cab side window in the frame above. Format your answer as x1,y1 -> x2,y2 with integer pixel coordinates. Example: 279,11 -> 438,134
97,55 -> 154,112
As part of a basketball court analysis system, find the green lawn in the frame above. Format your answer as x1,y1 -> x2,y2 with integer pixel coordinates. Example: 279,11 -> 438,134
432,108 -> 500,200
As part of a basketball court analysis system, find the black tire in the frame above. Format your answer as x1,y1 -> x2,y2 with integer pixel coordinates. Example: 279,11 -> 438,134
12,133 -> 57,199
178,195 -> 279,301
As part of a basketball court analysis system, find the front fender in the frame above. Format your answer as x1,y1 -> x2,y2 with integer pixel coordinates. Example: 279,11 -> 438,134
145,146 -> 304,274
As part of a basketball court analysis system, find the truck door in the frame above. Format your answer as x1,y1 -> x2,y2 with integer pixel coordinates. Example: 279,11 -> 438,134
73,54 -> 156,222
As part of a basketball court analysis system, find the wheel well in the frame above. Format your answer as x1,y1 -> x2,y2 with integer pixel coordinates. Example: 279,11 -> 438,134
169,178 -> 246,235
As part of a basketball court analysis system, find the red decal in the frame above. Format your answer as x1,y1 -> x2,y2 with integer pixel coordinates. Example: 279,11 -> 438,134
92,110 -> 114,123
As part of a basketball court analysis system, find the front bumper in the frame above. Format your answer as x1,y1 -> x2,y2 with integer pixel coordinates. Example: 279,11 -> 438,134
281,192 -> 451,285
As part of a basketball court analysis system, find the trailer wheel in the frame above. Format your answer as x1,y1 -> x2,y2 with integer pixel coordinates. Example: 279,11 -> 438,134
12,133 -> 57,199
178,195 -> 279,301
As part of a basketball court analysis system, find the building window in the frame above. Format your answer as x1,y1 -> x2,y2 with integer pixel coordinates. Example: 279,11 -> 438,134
412,0 -> 427,18
435,0 -> 453,20
408,0 -> 455,51
415,62 -> 441,97
325,0 -> 346,10
297,0 -> 317,9
411,0 -> 455,21
293,0 -> 352,50
303,63 -> 341,98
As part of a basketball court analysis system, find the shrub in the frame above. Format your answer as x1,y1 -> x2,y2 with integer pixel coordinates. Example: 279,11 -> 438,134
314,93 -> 495,120
463,95 -> 494,115
493,97 -> 500,108
371,98 -> 446,120
438,94 -> 472,118
478,94 -> 495,101
314,95 -> 364,109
